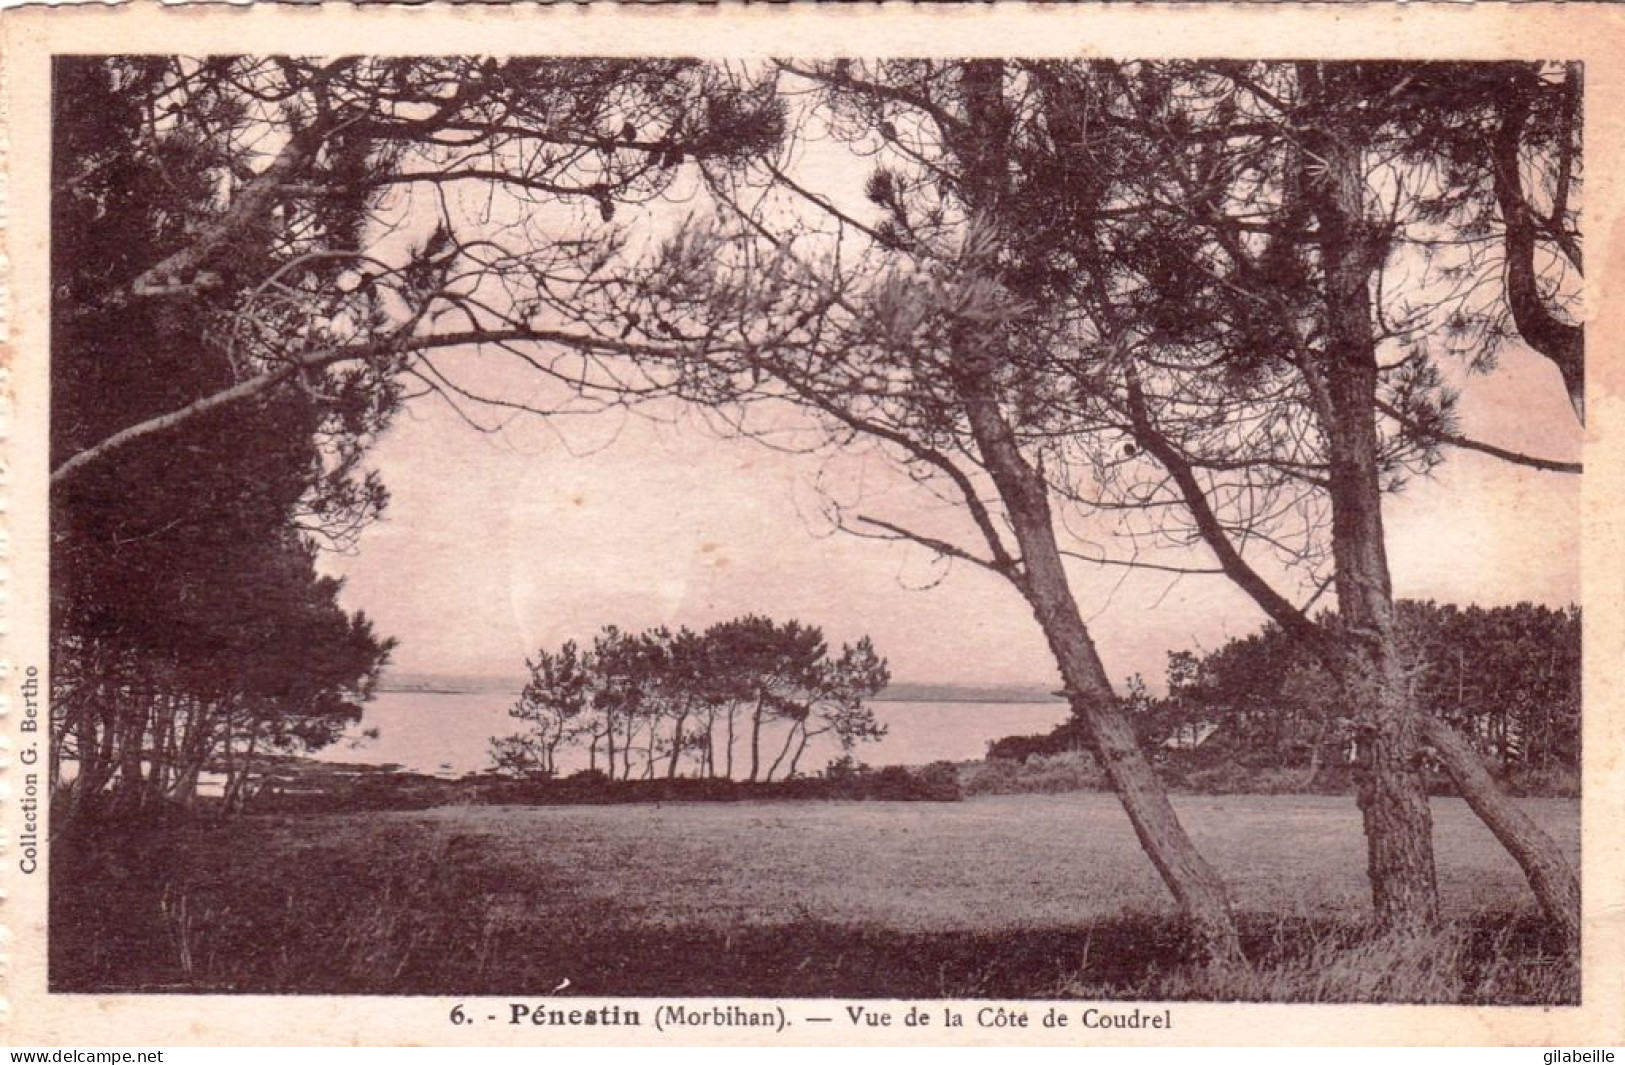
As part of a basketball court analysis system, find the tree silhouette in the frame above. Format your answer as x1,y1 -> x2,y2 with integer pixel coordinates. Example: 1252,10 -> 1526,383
51,58 -> 393,823
492,618 -> 888,782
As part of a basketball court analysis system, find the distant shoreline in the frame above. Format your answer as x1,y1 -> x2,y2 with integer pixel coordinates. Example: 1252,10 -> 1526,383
376,681 -> 1068,705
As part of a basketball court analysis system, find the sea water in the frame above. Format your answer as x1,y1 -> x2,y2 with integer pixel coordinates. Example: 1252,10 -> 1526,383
312,690 -> 1071,778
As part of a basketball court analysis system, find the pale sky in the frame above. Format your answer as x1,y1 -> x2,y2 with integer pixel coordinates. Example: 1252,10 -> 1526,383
326,339 -> 1581,692
324,72 -> 1583,693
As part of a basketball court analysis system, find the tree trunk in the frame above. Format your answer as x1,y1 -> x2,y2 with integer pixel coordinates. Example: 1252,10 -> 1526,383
68,694 -> 117,825
788,725 -> 816,779
1339,651 -> 1439,929
767,717 -> 802,782
667,704 -> 690,779
113,691 -> 154,817
703,709 -> 716,778
1300,68 -> 1440,929
939,58 -> 1239,960
725,703 -> 736,780
225,725 -> 260,815
150,696 -> 175,796
748,694 -> 764,783
170,700 -> 212,807
1424,716 -> 1580,948
1299,714 -> 1330,790
962,385 -> 1241,961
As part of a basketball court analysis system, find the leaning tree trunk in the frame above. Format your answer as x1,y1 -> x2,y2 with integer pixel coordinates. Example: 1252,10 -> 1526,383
767,717 -> 803,782
788,725 -> 818,779
1423,716 -> 1580,948
963,389 -> 1242,962
933,57 -> 1239,961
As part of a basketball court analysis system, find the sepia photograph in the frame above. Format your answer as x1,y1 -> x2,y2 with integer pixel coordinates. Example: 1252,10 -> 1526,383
5,3 -> 1624,1047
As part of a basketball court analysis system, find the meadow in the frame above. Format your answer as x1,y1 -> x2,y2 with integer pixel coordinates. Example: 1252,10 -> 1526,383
52,792 -> 1579,1001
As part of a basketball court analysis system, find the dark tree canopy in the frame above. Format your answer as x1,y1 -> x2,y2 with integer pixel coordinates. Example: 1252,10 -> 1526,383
51,58 -> 395,822
1153,601 -> 1579,775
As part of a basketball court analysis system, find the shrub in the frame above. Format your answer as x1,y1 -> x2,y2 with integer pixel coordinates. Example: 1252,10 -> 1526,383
248,761 -> 966,812
1504,764 -> 1581,799
964,751 -> 1108,796
822,754 -> 864,782
912,761 -> 965,800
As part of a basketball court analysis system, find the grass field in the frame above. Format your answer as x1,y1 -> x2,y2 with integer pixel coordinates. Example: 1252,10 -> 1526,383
52,792 -> 1580,1000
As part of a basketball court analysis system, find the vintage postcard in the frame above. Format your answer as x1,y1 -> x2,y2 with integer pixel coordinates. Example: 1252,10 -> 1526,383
1,1 -> 1622,1047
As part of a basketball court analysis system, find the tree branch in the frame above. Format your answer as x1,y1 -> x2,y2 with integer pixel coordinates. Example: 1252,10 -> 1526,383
1122,366 -> 1331,657
852,514 -> 1003,576
1493,89 -> 1584,423
129,123 -> 324,299
1056,549 -> 1224,577
51,326 -> 692,485
1376,399 -> 1581,475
